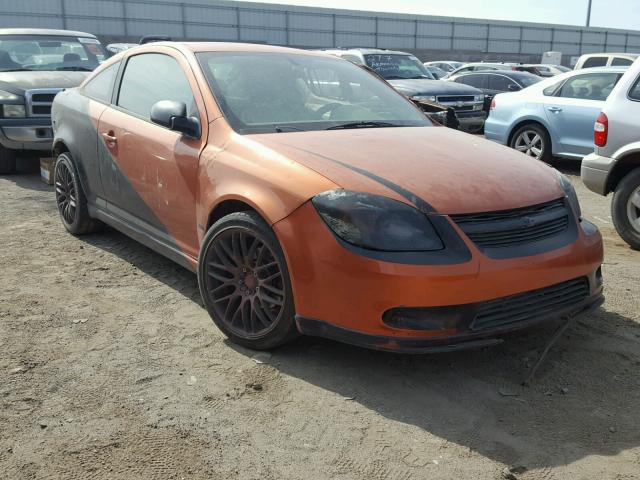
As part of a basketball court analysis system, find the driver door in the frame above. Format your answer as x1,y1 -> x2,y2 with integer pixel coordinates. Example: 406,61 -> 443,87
97,50 -> 208,260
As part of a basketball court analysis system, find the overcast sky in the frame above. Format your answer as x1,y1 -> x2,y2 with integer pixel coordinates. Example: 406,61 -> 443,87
235,0 -> 640,30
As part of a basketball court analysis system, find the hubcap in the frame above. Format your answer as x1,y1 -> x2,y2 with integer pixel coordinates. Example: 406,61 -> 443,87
627,186 -> 640,233
204,229 -> 285,338
55,162 -> 77,225
514,130 -> 544,159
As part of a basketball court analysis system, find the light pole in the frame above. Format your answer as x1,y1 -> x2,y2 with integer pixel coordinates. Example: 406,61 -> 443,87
586,0 -> 593,27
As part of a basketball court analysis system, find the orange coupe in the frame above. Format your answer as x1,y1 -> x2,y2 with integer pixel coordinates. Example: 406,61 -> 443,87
51,43 -> 604,352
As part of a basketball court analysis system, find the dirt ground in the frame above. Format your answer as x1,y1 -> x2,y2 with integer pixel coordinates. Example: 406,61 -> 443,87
1,157 -> 639,480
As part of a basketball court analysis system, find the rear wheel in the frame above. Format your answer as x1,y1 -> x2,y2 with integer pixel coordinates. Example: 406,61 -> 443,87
55,153 -> 102,235
510,124 -> 552,162
611,167 -> 640,250
198,211 -> 298,350
0,146 -> 16,174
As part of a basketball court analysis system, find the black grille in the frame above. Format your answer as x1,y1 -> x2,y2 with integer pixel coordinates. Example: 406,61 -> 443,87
451,198 -> 569,249
436,95 -> 476,103
471,277 -> 590,331
31,93 -> 57,103
32,105 -> 52,115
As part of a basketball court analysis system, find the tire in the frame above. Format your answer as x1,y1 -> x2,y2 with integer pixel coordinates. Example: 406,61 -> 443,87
611,167 -> 640,250
510,123 -> 552,162
0,145 -> 16,174
54,152 -> 102,235
198,211 -> 298,350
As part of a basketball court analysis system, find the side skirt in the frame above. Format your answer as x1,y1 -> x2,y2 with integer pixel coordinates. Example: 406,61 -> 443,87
89,202 -> 197,273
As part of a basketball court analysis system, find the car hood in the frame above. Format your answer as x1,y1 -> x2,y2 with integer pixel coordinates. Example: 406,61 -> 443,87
0,71 -> 89,94
387,79 -> 481,96
249,127 -> 563,215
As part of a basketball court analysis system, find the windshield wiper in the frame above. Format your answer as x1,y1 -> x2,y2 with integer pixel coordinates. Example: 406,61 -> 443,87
56,66 -> 94,71
326,121 -> 402,130
0,68 -> 34,72
274,125 -> 305,132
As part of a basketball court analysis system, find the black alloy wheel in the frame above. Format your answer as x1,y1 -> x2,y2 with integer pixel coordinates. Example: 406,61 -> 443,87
55,159 -> 77,226
199,211 -> 297,349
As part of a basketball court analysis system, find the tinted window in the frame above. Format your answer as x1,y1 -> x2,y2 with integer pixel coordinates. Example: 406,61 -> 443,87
558,73 -> 620,101
457,74 -> 486,88
629,76 -> 640,101
582,57 -> 607,68
488,75 -> 518,91
611,57 -> 633,66
118,53 -> 195,120
197,52 -> 430,134
83,62 -> 118,103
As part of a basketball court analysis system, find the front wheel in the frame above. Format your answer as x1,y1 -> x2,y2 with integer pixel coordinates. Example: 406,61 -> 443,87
198,211 -> 298,350
510,124 -> 552,162
611,167 -> 640,250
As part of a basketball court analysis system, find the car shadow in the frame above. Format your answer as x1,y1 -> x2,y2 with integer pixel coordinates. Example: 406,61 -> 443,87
227,307 -> 640,471
0,157 -> 52,192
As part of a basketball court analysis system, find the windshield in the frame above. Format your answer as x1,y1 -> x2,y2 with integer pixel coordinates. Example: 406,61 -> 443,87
0,35 -> 107,72
363,54 -> 434,80
197,52 -> 431,134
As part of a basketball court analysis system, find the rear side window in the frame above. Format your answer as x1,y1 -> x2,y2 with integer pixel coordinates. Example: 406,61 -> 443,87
83,62 -> 118,103
629,76 -> 640,101
557,72 -> 619,101
457,74 -> 486,88
611,57 -> 633,66
582,57 -> 607,68
117,53 -> 195,120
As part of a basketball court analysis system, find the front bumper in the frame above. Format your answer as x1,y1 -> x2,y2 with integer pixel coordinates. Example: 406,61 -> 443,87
0,118 -> 54,151
274,202 -> 604,350
455,110 -> 487,130
581,152 -> 616,196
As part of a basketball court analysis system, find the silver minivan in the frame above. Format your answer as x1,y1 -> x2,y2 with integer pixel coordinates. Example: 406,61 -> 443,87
581,59 -> 640,249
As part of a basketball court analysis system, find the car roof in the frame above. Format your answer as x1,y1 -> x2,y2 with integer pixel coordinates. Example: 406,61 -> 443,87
322,47 -> 413,56
579,52 -> 639,57
0,28 -> 97,38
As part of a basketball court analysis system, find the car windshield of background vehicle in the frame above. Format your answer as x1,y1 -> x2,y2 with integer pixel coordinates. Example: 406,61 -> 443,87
363,54 -> 434,80
197,52 -> 431,134
0,35 -> 107,72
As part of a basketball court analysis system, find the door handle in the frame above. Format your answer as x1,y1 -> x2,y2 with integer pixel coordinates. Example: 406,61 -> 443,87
547,107 -> 563,113
101,131 -> 117,146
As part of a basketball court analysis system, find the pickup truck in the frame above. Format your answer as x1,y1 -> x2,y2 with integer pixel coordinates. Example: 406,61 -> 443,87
0,28 -> 107,173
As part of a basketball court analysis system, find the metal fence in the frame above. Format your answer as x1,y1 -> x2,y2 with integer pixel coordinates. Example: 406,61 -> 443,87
1,0 -> 638,64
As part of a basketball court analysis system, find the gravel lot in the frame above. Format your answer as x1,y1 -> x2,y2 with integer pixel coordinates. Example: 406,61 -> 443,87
1,157 -> 639,480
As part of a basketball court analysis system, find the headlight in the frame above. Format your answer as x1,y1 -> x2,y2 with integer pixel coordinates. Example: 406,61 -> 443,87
312,190 -> 443,251
412,95 -> 437,102
2,104 -> 26,118
0,90 -> 20,101
474,95 -> 484,102
554,170 -> 582,219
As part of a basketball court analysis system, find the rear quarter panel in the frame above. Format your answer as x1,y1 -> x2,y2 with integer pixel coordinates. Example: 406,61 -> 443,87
52,88 -> 107,202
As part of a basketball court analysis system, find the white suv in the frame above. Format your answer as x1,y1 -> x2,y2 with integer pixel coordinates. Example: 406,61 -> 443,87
581,59 -> 640,249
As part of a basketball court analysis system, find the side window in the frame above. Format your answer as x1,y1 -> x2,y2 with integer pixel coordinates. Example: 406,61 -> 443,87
611,57 -> 633,66
341,54 -> 363,65
83,62 -> 118,103
117,53 -> 196,120
582,57 -> 607,68
558,73 -> 618,101
457,74 -> 486,89
488,75 -> 518,91
629,76 -> 640,101
543,81 -> 562,96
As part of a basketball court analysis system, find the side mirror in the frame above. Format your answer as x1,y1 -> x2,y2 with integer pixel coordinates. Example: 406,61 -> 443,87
150,100 -> 200,138
507,83 -> 521,92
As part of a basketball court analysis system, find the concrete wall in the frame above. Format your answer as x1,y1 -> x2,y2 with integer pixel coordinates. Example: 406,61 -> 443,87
0,0 -> 638,65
